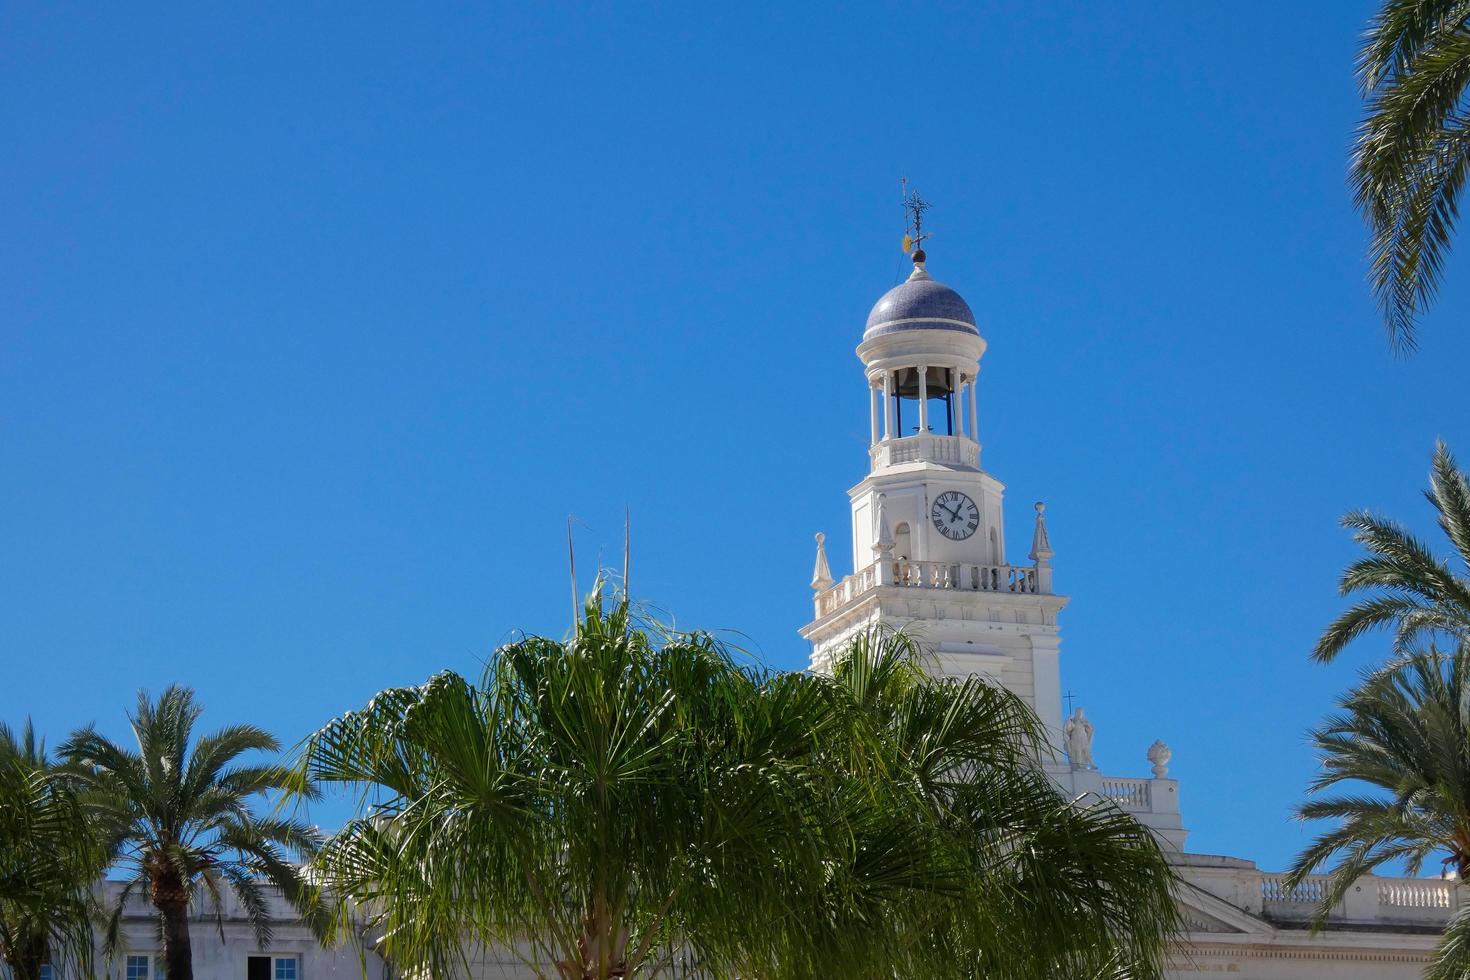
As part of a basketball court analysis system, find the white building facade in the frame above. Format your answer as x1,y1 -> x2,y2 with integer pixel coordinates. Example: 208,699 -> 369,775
76,883 -> 391,980
801,249 -> 1458,979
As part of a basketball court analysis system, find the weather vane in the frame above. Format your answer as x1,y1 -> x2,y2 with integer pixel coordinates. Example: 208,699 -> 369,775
900,177 -> 931,258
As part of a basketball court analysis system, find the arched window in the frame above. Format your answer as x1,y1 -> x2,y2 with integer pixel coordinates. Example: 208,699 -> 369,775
989,527 -> 1000,565
894,522 -> 912,560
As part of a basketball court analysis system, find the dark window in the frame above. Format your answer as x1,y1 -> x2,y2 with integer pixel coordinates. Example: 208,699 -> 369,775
247,957 -> 271,980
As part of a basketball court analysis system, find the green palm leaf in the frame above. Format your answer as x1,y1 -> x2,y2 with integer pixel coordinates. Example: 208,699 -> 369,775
1292,646 -> 1470,974
1353,0 -> 1470,350
0,721 -> 109,980
1315,443 -> 1470,662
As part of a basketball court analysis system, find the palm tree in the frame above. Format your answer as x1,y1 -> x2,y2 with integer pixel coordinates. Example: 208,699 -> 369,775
299,588 -> 1177,980
1353,0 -> 1470,351
818,629 -> 1179,978
0,722 -> 105,980
61,687 -> 326,980
1287,648 -> 1470,980
1313,441 -> 1470,663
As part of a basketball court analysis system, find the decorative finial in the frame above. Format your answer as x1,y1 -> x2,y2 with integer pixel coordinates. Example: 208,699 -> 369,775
1147,740 -> 1172,779
811,532 -> 834,592
1029,501 -> 1053,563
900,179 -> 931,267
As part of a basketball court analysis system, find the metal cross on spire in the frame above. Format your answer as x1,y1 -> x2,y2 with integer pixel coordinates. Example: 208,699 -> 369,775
900,178 -> 931,258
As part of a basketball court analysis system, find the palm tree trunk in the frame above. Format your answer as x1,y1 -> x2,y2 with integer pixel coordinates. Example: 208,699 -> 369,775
558,903 -> 629,980
158,899 -> 195,980
149,859 -> 195,980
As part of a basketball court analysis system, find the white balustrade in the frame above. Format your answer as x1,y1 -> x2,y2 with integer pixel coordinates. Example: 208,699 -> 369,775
1100,778 -> 1151,812
1249,872 -> 1460,928
1257,873 -> 1458,913
892,560 -> 1039,594
1378,879 -> 1453,909
815,579 -> 845,619
1261,874 -> 1329,904
813,557 -> 1045,619
870,434 -> 979,469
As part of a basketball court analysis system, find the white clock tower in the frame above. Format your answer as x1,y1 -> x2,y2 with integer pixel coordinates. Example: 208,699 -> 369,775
801,245 -> 1070,762
792,226 -> 1470,977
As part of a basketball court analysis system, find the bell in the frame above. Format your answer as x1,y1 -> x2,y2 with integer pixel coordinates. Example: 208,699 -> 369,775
892,366 -> 954,399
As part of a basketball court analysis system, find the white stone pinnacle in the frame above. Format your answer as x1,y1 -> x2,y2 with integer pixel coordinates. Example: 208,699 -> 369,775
810,532 -> 834,592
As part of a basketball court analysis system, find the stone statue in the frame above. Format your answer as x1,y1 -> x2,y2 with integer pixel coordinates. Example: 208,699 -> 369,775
1064,707 -> 1095,770
1147,740 -> 1172,779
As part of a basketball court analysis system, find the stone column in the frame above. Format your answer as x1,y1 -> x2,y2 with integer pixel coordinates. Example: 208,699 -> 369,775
869,381 -> 879,445
882,370 -> 894,440
917,364 -> 929,435
956,375 -> 967,437
968,375 -> 979,442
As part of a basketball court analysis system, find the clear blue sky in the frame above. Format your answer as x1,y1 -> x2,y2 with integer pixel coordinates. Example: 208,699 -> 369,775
5,2 -> 1470,871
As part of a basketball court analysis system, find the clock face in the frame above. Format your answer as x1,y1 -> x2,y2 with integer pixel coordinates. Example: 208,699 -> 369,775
931,491 -> 980,541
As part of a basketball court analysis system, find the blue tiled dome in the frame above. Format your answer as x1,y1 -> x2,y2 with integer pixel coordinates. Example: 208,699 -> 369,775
864,269 -> 978,340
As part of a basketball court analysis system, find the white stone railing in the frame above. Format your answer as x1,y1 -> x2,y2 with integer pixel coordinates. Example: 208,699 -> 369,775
1249,872 -> 1459,926
1378,879 -> 1455,909
813,559 -> 1044,618
814,563 -> 880,618
870,434 -> 979,469
1071,767 -> 1185,851
1261,874 -> 1329,904
892,560 -> 1039,594
1100,777 -> 1151,812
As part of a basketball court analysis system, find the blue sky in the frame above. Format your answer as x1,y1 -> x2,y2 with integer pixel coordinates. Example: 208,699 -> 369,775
5,1 -> 1470,870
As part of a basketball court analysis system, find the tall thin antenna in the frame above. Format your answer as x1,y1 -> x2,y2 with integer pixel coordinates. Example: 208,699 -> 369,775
567,516 -> 579,624
622,507 -> 631,610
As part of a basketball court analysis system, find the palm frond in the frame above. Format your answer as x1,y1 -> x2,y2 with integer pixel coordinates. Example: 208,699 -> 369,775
1317,447 -> 1470,662
0,730 -> 109,980
1429,898 -> 1470,980
1293,644 -> 1470,960
1352,2 -> 1470,349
